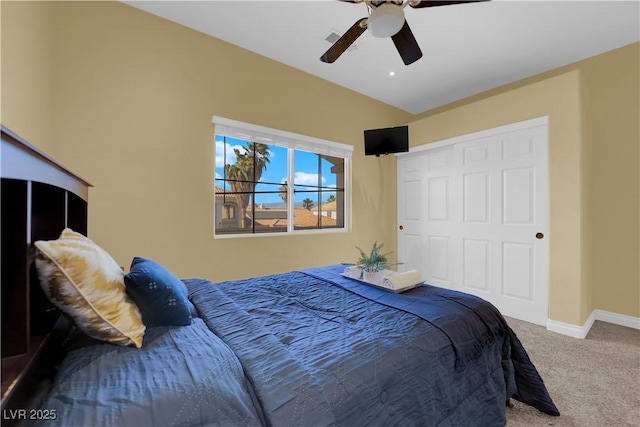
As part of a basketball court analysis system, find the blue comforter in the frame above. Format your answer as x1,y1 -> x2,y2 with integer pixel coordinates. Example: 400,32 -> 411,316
38,265 -> 558,426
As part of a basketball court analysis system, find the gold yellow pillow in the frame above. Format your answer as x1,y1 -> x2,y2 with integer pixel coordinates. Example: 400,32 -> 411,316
34,229 -> 145,348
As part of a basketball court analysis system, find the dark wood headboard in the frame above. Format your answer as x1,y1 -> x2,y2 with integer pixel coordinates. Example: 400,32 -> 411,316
1,127 -> 92,419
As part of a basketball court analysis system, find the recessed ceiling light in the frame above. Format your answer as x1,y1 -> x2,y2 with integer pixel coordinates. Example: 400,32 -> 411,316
389,71 -> 395,77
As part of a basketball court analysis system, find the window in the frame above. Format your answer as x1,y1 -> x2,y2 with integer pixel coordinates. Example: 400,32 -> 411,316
213,116 -> 352,237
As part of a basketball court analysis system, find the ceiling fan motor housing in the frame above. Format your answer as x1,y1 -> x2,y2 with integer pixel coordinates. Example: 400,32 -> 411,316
368,3 -> 406,38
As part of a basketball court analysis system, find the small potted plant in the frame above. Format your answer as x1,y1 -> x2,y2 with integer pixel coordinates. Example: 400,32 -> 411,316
355,241 -> 398,284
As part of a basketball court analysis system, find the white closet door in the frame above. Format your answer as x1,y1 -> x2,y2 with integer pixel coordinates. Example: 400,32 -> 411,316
452,124 -> 549,325
423,147 -> 455,288
397,119 -> 549,326
397,152 -> 427,275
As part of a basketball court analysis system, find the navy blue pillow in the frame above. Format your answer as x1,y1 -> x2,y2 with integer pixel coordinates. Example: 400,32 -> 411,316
124,257 -> 193,327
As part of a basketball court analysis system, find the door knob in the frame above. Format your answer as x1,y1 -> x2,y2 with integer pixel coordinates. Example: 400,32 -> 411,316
536,232 -> 544,239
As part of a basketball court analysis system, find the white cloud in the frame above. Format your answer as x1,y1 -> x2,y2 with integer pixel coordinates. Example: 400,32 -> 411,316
294,172 -> 326,186
215,141 -> 244,168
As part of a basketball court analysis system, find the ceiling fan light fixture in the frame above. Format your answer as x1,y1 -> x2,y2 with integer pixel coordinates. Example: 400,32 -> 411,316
367,3 -> 405,38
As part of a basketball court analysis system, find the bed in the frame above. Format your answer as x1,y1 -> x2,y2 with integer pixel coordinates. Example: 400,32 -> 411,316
1,128 -> 559,427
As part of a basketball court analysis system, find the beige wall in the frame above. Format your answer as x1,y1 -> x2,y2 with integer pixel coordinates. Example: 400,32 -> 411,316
2,1 -> 637,326
581,44 -> 639,320
408,43 -> 640,325
0,1 -> 54,153
1,1 -> 411,280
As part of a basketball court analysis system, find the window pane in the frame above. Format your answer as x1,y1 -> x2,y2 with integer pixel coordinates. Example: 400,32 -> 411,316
293,192 -> 319,230
293,150 -> 344,230
250,182 -> 288,233
318,190 -> 343,229
215,136 -> 288,235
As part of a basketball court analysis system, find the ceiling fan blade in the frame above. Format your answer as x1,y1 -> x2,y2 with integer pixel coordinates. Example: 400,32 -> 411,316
409,0 -> 490,8
391,21 -> 423,65
320,18 -> 367,63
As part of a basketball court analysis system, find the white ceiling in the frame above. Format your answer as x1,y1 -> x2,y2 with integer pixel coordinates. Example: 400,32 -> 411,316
124,0 -> 640,115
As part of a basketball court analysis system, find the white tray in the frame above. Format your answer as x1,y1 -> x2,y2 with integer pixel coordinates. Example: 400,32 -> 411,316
340,273 -> 423,294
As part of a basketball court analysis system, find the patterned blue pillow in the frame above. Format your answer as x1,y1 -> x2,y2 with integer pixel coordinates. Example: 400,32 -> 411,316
124,257 -> 193,327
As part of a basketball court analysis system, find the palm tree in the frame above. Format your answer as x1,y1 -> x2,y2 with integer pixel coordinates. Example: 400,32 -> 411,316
225,142 -> 271,227
326,194 -> 336,203
302,198 -> 315,210
279,183 -> 288,205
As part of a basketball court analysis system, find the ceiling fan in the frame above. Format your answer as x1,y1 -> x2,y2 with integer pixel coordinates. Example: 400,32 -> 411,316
320,0 -> 490,66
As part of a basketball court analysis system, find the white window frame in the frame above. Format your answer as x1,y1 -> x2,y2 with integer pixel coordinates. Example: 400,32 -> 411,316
212,116 -> 352,238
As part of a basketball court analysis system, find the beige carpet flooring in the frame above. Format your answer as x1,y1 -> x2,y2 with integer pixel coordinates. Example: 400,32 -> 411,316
505,318 -> 640,427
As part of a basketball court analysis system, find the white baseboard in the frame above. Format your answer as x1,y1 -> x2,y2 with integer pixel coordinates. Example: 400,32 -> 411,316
595,309 -> 640,330
547,311 -> 596,339
547,309 -> 639,339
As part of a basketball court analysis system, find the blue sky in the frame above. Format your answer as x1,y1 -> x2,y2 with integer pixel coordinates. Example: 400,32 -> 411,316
215,135 -> 339,205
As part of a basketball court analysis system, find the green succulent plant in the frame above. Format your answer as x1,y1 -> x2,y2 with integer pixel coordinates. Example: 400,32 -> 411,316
355,241 -> 399,277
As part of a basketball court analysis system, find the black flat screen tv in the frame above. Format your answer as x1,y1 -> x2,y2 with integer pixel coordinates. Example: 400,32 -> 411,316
364,125 -> 409,156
